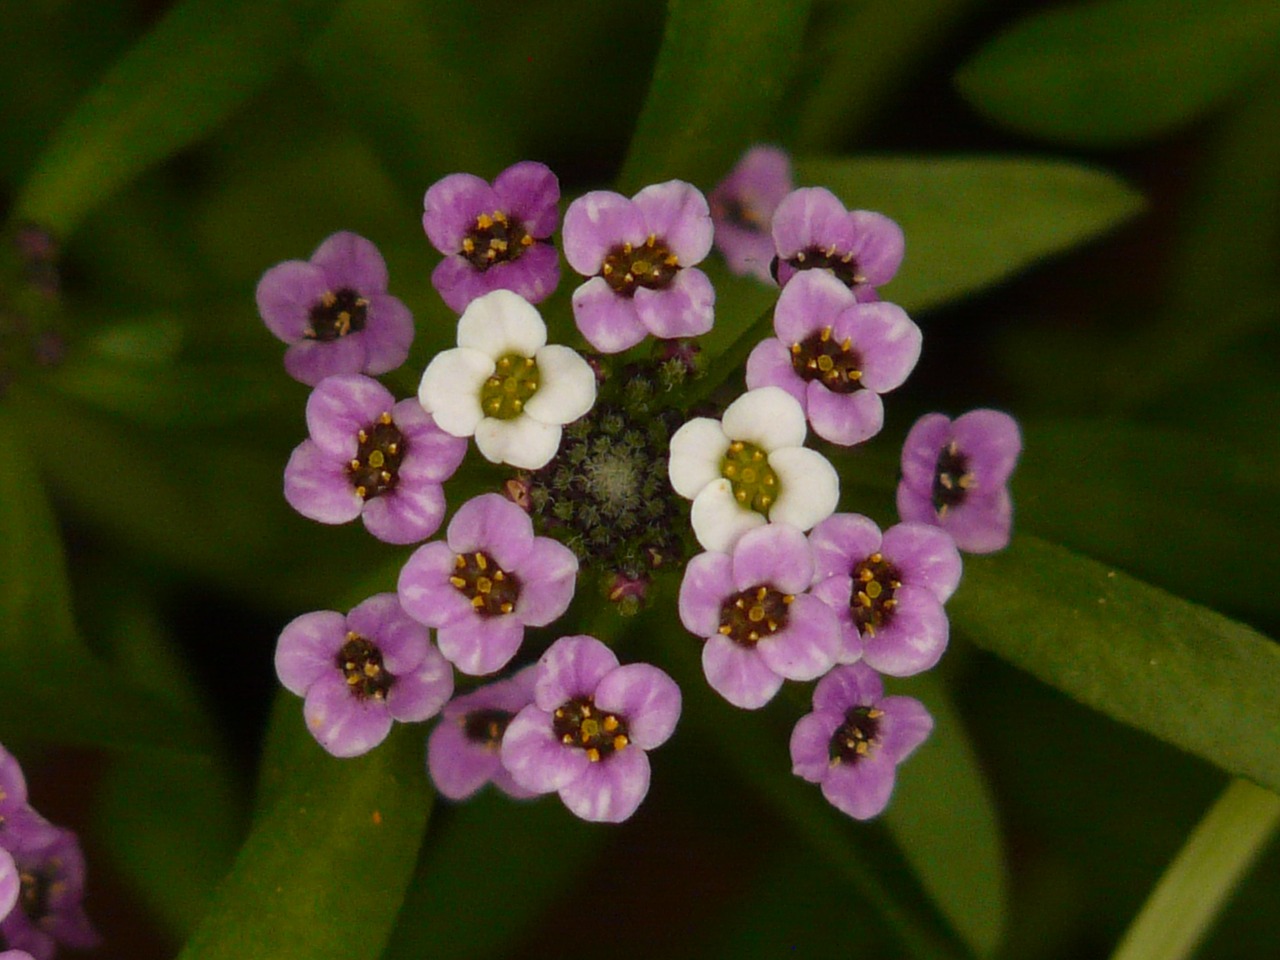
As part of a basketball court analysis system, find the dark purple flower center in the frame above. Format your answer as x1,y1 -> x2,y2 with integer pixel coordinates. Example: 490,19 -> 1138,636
782,245 -> 865,289
553,697 -> 629,763
462,210 -> 534,271
931,441 -> 973,515
828,705 -> 883,765
851,552 -> 902,636
601,234 -> 679,296
790,326 -> 864,394
18,865 -> 55,923
463,708 -> 515,748
712,195 -> 766,232
718,584 -> 794,646
308,287 -> 368,341
450,551 -> 521,617
336,633 -> 393,701
348,413 -> 405,500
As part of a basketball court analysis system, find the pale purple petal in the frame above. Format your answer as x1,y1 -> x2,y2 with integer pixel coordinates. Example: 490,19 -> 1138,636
283,440 -> 362,524
813,662 -> 884,713
0,849 -> 16,923
362,479 -> 446,544
632,180 -> 714,265
446,493 -> 535,569
772,187 -> 857,257
512,537 -> 579,627
701,634 -> 783,710
487,241 -> 560,305
941,489 -> 1014,554
821,750 -> 897,819
438,614 -> 524,676
790,710 -> 842,782
501,704 -> 590,792
846,211 -> 905,287
394,401 -> 468,484
633,266 -> 715,340
0,747 -> 27,812
839,301 -> 921,393
731,523 -> 814,595
896,481 -> 938,527
717,224 -> 777,282
442,665 -> 538,721
678,551 -> 734,637
811,574 -> 863,663
311,231 -> 389,293
275,610 -> 345,695
534,635 -> 620,710
423,173 -> 498,252
397,541 -> 477,629
284,334 -> 367,386
900,413 -> 954,494
558,746 -> 651,823
571,277 -> 648,353
256,261 -> 328,341
809,513 -> 883,579
756,594 -> 840,681
744,338 -> 807,406
881,522 -> 962,602
433,255 -> 502,314
361,294 -> 414,375
772,269 -> 854,343
303,673 -> 393,758
386,643 -> 453,721
806,384 -> 884,447
876,696 -> 934,764
305,374 -> 395,458
594,664 -> 682,749
493,161 -> 561,237
562,191 -> 647,275
952,409 -> 1023,488
862,586 -> 948,676
345,593 -> 427,673
428,719 -> 503,800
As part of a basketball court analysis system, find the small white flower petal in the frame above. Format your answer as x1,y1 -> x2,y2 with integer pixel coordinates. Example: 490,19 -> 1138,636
418,347 -> 494,437
525,344 -> 597,425
474,415 -> 562,470
721,386 -> 807,451
668,417 -> 731,499
691,478 -> 767,552
768,446 -> 840,532
457,289 -> 548,358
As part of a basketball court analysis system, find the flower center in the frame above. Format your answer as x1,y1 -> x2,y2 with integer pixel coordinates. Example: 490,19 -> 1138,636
931,441 -> 973,516
308,287 -> 368,341
786,245 -> 865,289
828,705 -> 883,765
480,354 -> 540,420
450,551 -> 521,617
552,697 -> 629,762
851,552 -> 902,636
462,708 -> 515,749
718,584 -> 794,646
461,210 -> 534,271
348,412 -> 405,499
712,195 -> 765,231
17,866 -> 56,923
791,326 -> 864,394
601,233 -> 679,296
335,633 -> 393,701
721,440 -> 779,514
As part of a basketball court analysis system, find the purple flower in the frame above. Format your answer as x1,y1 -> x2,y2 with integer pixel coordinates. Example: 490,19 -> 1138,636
284,374 -> 467,545
678,523 -> 841,709
563,181 -> 715,353
771,187 -> 904,300
0,824 -> 99,960
398,493 -> 579,676
0,849 -> 17,925
255,232 -> 414,385
709,146 -> 794,283
790,662 -> 933,820
745,270 -> 921,446
501,636 -> 681,823
275,593 -> 454,758
896,409 -> 1022,554
810,514 -> 961,676
426,666 -> 540,801
424,162 -> 562,314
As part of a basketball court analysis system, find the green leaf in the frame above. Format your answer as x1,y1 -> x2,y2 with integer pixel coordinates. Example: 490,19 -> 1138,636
796,156 -> 1144,312
178,694 -> 431,960
954,0 -> 1280,147
950,535 -> 1280,794
618,0 -> 812,192
13,0 -> 340,235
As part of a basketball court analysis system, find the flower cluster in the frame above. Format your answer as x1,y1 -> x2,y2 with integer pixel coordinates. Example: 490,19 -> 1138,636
0,745 -> 98,960
256,145 -> 1020,827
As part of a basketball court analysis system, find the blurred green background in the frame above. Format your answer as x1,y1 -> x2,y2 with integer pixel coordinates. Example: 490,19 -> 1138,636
1,1 -> 1278,958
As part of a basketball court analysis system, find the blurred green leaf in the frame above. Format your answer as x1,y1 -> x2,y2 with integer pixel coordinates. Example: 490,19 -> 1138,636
618,0 -> 812,192
796,156 -> 1144,312
13,0 -> 340,235
178,693 -> 431,960
954,0 -> 1280,147
950,535 -> 1280,794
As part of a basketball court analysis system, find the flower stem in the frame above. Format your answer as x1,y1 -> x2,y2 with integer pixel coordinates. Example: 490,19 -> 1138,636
1109,778 -> 1280,960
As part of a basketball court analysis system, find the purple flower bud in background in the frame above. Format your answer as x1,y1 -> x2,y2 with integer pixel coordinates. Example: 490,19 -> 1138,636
1,823 -> 100,960
771,187 -> 904,300
709,145 -> 794,283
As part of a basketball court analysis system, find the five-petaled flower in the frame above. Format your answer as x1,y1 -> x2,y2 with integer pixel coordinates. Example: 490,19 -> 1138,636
424,161 -> 562,313
255,231 -> 414,385
790,662 -> 933,820
563,181 -> 715,353
810,514 -> 961,675
669,386 -> 839,552
398,493 -> 579,676
745,270 -> 921,446
419,290 -> 597,470
284,374 -> 467,545
771,187 -> 904,300
897,409 -> 1022,554
678,523 -> 840,709
501,635 -> 681,823
709,145 -> 794,283
275,593 -> 454,758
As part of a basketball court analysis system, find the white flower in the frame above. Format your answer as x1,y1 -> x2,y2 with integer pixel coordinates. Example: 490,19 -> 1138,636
669,386 -> 839,552
419,290 -> 596,470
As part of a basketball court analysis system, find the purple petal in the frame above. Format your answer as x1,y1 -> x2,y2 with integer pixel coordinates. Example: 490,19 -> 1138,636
744,338 -> 807,406
283,440 -> 362,525
493,161 -> 561,237
952,409 -> 1023,489
562,191 -> 646,275
345,593 -> 427,673
941,490 -> 1014,554
839,301 -> 921,393
771,188 -> 856,258
437,614 -> 524,676
513,537 -> 579,627
432,255 -> 497,314
809,513 -> 882,579
772,269 -> 855,343
731,523 -> 814,594
394,400 -> 468,484
678,551 -> 734,637
821,750 -> 897,819
446,493 -> 535,569
632,180 -> 713,265
896,480 -> 938,527
0,849 -> 16,923
442,666 -> 538,721
283,335 -> 367,386
881,522 -> 962,602
633,267 -> 715,340
362,479 -> 446,545
790,710 -> 842,782
756,594 -> 840,681
558,746 -> 651,823
701,634 -> 783,710
861,585 -> 948,676
594,664 -> 681,749
501,704 -> 589,792
876,696 -> 934,764
813,662 -> 883,713
805,383 -> 884,447
397,540 -> 477,629
899,413 -> 953,494
571,277 -> 648,353
846,211 -> 905,287
386,643 -> 453,721
811,574 -> 863,663
256,261 -> 328,342
427,719 -> 503,800
310,231 -> 389,293
0,746 -> 28,812
302,673 -> 393,758
494,242 -> 561,304
534,635 -> 620,710
423,174 -> 498,253
305,374 -> 395,458
715,222 -> 777,282
361,294 -> 414,375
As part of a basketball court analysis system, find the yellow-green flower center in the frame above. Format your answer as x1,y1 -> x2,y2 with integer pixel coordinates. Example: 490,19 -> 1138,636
721,440 -> 779,513
480,353 -> 540,420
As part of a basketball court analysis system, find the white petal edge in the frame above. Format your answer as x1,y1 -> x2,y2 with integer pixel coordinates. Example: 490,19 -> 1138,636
768,446 -> 840,532
721,386 -> 807,452
418,347 -> 494,437
691,478 -> 768,552
668,417 -> 731,499
474,415 -> 562,470
457,289 -> 548,358
525,344 -> 597,425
